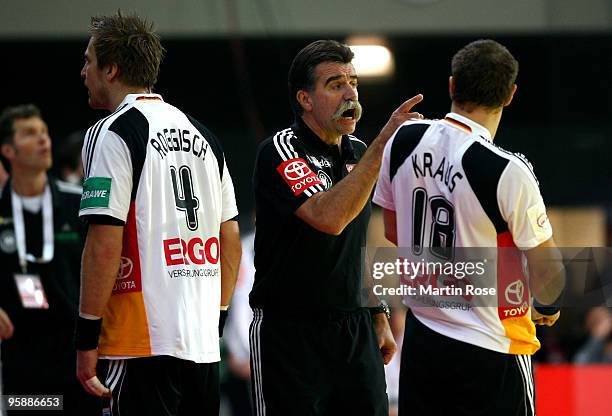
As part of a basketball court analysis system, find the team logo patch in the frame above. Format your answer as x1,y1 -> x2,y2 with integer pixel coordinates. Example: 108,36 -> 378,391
276,158 -> 322,196
0,228 -> 16,254
527,204 -> 552,239
537,213 -> 549,228
80,177 -> 112,210
317,170 -> 332,191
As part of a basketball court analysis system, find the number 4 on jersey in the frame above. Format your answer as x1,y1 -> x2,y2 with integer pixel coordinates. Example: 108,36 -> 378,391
171,165 -> 200,231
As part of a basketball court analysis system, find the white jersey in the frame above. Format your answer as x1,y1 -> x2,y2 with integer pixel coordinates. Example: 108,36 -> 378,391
79,94 -> 238,363
373,112 -> 552,355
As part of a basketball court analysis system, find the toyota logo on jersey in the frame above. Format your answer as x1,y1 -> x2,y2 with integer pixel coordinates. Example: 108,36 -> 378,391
284,160 -> 310,180
117,256 -> 134,280
277,158 -> 322,196
505,280 -> 524,306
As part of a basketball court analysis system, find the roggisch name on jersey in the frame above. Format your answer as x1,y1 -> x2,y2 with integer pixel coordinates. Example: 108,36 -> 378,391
149,128 -> 209,161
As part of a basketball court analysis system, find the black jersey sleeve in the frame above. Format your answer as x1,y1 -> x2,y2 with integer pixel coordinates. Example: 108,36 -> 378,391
254,131 -> 325,216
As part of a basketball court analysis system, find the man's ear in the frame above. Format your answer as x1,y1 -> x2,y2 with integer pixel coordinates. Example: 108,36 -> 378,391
296,90 -> 313,113
0,143 -> 16,167
1,143 -> 15,163
105,63 -> 120,82
448,76 -> 455,100
504,84 -> 517,107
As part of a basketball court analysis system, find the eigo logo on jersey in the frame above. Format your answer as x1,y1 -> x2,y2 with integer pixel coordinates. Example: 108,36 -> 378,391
163,237 -> 220,266
276,158 -> 322,196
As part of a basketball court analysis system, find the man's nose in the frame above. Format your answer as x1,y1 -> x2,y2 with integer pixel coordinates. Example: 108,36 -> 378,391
40,132 -> 51,144
344,85 -> 357,101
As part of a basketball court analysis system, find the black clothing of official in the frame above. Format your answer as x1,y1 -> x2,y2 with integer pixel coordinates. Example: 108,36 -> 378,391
250,117 -> 371,312
0,177 -> 100,415
249,119 -> 387,416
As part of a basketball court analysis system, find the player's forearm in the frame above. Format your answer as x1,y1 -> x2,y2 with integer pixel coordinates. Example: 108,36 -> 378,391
531,260 -> 566,306
383,209 -> 398,246
526,239 -> 566,305
296,140 -> 385,235
219,220 -> 241,307
80,225 -> 124,317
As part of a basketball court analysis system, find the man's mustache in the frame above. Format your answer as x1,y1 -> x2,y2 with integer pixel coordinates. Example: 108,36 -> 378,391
332,100 -> 363,122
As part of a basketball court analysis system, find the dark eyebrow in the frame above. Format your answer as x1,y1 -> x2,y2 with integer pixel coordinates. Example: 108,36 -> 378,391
324,74 -> 358,87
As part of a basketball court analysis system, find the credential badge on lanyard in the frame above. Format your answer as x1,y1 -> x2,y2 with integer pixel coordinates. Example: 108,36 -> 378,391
11,185 -> 53,309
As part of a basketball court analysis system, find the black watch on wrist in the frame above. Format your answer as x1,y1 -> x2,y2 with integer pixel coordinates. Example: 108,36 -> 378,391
369,300 -> 391,320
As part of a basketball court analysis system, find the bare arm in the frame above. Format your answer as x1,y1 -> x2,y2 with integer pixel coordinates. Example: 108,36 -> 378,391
0,307 -> 14,340
383,208 -> 398,246
220,220 -> 241,307
77,223 -> 123,397
296,95 -> 423,235
372,312 -> 397,364
524,237 -> 566,306
80,224 -> 124,317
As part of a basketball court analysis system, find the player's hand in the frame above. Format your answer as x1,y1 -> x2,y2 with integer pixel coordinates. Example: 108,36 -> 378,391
531,309 -> 560,327
0,307 -> 14,340
227,353 -> 252,380
77,349 -> 111,397
378,94 -> 424,144
372,313 -> 397,364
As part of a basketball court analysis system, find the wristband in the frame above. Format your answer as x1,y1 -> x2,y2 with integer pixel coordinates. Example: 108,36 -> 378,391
75,316 -> 102,351
369,300 -> 391,320
533,290 -> 564,316
533,302 -> 560,316
219,309 -> 229,338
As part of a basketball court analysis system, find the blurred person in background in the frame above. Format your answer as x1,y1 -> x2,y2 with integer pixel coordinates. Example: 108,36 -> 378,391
54,129 -> 85,185
374,39 -> 566,416
0,303 -> 13,416
0,104 -> 99,414
221,229 -> 255,416
574,306 -> 612,363
384,306 -> 407,416
0,163 -> 8,190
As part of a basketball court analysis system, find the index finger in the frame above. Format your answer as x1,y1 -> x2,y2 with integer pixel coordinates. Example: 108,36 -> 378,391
395,94 -> 424,113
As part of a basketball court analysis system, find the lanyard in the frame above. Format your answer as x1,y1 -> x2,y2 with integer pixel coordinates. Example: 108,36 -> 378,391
11,184 -> 54,273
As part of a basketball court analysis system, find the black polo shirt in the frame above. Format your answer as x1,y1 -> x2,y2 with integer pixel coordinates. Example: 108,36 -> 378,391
250,118 -> 371,312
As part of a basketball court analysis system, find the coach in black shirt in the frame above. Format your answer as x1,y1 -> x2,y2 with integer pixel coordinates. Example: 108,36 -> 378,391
249,40 -> 423,415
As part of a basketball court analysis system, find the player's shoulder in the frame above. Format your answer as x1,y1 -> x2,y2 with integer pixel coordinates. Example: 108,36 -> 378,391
86,102 -> 133,137
463,139 -> 539,185
391,119 -> 435,146
184,113 -> 224,150
386,120 -> 435,170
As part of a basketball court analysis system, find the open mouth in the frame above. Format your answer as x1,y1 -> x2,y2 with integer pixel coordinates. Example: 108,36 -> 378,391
341,108 -> 356,119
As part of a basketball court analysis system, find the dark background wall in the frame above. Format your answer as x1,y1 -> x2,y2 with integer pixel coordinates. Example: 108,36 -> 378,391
1,34 -> 611,221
